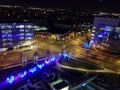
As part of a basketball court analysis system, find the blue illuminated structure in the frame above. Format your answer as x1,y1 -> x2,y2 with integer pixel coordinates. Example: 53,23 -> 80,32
59,53 -> 62,57
83,42 -> 90,49
37,63 -> 44,69
29,67 -> 37,73
68,53 -> 71,60
51,56 -> 55,61
6,76 -> 14,84
2,52 -> 74,89
18,71 -> 27,78
0,23 -> 33,49
45,60 -> 50,64
63,50 -> 67,59
97,26 -> 109,38
92,17 -> 120,51
58,53 -> 62,59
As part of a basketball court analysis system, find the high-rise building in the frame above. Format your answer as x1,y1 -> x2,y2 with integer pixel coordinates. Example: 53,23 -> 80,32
0,23 -> 33,50
90,17 -> 120,53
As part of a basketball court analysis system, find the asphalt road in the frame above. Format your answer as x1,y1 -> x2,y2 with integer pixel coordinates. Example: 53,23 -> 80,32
0,37 -> 120,73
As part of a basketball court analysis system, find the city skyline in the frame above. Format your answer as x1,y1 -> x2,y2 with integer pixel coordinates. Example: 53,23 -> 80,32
0,0 -> 120,12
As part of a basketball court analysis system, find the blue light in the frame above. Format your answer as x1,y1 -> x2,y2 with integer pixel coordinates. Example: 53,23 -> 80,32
42,63 -> 44,67
97,27 -> 109,39
59,53 -> 62,57
83,42 -> 90,48
45,60 -> 50,64
63,50 -> 67,59
58,53 -> 62,59
37,64 -> 44,69
29,67 -> 37,73
7,34 -> 12,37
68,53 -> 71,60
82,83 -> 87,87
103,31 -> 107,34
18,71 -> 27,78
51,56 -> 55,62
97,34 -> 103,38
6,76 -> 14,84
4,55 -> 58,87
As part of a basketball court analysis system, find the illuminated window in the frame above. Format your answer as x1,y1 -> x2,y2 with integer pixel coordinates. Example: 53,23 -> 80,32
25,25 -> 32,28
7,34 -> 12,38
25,29 -> 29,32
20,37 -> 24,40
16,25 -> 24,28
28,25 -> 32,28
3,43 -> 7,46
25,33 -> 33,36
2,30 -> 12,33
26,37 -> 32,40
2,38 -> 12,42
20,25 -> 24,28
20,33 -> 24,36
2,31 -> 4,33
20,29 -> 24,32
3,43 -> 13,46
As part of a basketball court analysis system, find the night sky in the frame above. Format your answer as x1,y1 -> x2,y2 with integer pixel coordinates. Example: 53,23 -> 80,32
0,0 -> 120,12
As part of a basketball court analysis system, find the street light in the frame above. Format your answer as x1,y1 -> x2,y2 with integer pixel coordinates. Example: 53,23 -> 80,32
30,45 -> 34,49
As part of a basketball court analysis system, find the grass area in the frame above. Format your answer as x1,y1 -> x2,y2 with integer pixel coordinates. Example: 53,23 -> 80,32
59,58 -> 103,70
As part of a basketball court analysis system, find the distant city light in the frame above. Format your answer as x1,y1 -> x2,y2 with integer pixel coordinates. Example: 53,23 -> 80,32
92,34 -> 95,36
33,26 -> 47,31
92,30 -> 95,32
30,45 -> 34,49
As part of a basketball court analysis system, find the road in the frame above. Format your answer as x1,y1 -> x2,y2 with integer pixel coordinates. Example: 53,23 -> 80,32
56,56 -> 120,74
0,36 -> 120,73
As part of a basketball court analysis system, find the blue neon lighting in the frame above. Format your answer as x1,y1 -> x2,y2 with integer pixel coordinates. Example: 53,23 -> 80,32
63,50 -> 67,59
45,60 -> 50,64
68,53 -> 71,60
29,67 -> 37,73
6,76 -> 14,84
3,53 -> 74,87
51,56 -> 55,61
59,53 -> 62,57
97,34 -> 103,38
83,42 -> 90,48
37,64 -> 44,69
97,25 -> 110,38
18,71 -> 27,78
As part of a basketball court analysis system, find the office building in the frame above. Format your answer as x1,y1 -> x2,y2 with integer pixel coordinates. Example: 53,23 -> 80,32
0,23 -> 33,50
90,17 -> 120,52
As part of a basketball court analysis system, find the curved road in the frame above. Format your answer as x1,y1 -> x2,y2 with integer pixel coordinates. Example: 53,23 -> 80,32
56,57 -> 120,74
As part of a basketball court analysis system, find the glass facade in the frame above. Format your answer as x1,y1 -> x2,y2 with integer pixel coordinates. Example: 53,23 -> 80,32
91,17 -> 120,51
94,24 -> 120,48
0,23 -> 33,48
